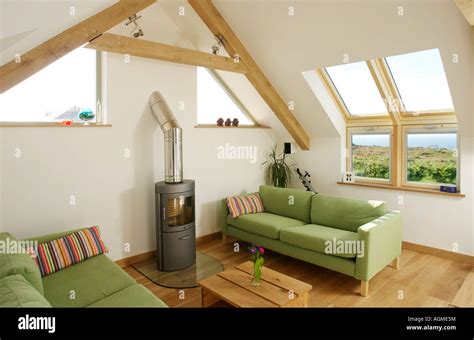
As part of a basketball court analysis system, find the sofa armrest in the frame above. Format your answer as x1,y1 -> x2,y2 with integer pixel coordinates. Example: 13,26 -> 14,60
355,211 -> 403,281
220,198 -> 230,235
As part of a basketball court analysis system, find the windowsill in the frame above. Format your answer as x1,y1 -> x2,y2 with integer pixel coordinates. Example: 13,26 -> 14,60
194,124 -> 270,129
0,122 -> 112,128
337,181 -> 465,197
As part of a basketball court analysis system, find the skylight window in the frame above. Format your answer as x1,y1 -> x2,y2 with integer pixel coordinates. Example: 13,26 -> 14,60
325,62 -> 388,116
197,67 -> 254,125
386,49 -> 454,113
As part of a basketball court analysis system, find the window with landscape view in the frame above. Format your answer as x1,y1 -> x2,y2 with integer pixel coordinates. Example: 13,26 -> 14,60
351,133 -> 391,180
0,47 -> 99,123
406,131 -> 457,186
316,47 -> 460,193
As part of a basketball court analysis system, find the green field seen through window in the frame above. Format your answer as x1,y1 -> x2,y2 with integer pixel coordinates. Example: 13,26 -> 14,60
351,133 -> 457,185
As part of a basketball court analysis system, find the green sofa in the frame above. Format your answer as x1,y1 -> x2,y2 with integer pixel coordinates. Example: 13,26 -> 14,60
0,229 -> 167,307
221,185 -> 403,296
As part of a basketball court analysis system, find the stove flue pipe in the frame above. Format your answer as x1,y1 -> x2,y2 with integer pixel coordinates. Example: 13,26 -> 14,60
149,92 -> 183,183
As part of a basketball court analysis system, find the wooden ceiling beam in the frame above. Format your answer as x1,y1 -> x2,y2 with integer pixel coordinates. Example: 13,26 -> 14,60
0,0 -> 156,93
188,0 -> 310,150
85,33 -> 249,73
454,0 -> 474,26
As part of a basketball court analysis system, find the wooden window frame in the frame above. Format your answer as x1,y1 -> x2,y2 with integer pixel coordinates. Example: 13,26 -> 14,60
347,126 -> 393,185
317,51 -> 461,195
196,68 -> 259,127
0,49 -> 102,126
401,124 -> 459,190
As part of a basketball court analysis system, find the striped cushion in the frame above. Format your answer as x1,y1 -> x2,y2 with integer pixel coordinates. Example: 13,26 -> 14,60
226,194 -> 265,218
30,226 -> 108,277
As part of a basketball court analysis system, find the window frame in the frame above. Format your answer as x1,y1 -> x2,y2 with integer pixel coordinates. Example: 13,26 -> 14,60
324,62 -> 390,118
197,68 -> 258,126
401,124 -> 459,190
384,49 -> 455,117
347,126 -> 393,184
316,49 -> 462,195
319,68 -> 392,121
0,48 -> 102,124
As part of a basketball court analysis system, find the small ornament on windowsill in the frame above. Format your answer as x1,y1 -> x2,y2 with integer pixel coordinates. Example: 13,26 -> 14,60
232,118 -> 239,127
216,117 -> 224,126
224,118 -> 232,127
61,120 -> 73,126
342,171 -> 355,183
78,109 -> 95,125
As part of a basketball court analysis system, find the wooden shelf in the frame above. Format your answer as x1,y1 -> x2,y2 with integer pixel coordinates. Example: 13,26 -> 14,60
0,122 -> 112,128
337,181 -> 465,197
194,124 -> 270,129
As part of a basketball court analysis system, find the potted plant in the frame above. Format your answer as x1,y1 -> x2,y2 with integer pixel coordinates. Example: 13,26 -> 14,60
262,146 -> 296,188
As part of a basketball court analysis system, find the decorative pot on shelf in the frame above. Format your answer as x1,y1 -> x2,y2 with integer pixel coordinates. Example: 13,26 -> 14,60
216,117 -> 224,126
224,118 -> 232,127
232,118 -> 239,127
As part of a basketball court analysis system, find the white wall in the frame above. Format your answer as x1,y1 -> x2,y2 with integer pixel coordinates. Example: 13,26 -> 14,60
0,0 -> 472,258
0,2 -> 277,260
206,0 -> 473,256
0,55 -> 276,260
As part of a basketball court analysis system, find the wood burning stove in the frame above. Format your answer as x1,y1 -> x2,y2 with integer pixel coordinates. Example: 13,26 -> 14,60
150,92 -> 196,271
155,180 -> 195,271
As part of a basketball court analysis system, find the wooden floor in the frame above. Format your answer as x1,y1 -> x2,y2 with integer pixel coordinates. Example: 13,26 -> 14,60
123,238 -> 474,308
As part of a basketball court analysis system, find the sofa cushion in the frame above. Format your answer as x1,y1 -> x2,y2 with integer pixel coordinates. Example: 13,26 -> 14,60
227,213 -> 306,239
0,232 -> 44,295
0,275 -> 51,307
226,193 -> 265,218
42,254 -> 136,307
259,185 -> 314,222
87,284 -> 168,308
31,226 -> 109,277
311,195 -> 387,232
280,224 -> 359,258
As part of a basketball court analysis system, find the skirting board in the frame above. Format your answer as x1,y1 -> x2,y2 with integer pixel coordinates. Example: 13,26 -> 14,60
115,231 -> 222,268
402,241 -> 473,265
115,233 -> 473,267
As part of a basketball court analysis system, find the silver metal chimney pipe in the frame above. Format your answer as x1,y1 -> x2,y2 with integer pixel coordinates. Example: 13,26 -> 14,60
149,92 -> 183,183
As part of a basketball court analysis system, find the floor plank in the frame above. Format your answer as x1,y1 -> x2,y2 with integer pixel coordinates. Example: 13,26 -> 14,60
124,239 -> 474,308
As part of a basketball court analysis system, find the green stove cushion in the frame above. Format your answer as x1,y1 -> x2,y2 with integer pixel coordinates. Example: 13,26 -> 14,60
0,275 -> 51,307
280,224 -> 359,258
227,212 -> 306,239
87,284 -> 168,308
0,232 -> 44,295
259,185 -> 314,222
42,254 -> 136,307
311,194 -> 387,232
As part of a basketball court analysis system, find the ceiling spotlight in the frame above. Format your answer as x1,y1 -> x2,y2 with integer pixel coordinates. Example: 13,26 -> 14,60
126,14 -> 144,38
211,35 -> 225,55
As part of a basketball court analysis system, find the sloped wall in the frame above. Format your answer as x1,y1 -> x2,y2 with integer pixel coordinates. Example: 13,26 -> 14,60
0,2 -> 277,260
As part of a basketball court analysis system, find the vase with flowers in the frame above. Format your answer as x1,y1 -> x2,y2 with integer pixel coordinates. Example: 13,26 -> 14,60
248,243 -> 265,286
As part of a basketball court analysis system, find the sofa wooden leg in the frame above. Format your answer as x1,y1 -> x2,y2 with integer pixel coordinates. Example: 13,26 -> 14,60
360,280 -> 369,297
391,256 -> 400,269
222,234 -> 228,244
